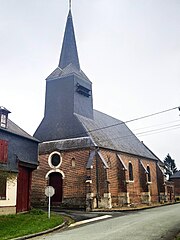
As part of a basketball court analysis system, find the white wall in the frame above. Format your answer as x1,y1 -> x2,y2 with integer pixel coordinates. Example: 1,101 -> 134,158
0,174 -> 17,207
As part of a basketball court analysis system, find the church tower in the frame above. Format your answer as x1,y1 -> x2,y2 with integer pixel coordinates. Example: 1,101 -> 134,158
34,8 -> 93,142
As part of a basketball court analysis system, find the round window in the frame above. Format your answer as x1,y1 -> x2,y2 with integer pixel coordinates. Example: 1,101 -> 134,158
51,154 -> 61,167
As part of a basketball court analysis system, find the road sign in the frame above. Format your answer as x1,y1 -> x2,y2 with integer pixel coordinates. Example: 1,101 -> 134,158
45,186 -> 55,197
45,186 -> 55,219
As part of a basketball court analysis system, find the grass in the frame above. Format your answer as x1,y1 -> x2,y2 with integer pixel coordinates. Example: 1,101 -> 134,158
0,209 -> 64,240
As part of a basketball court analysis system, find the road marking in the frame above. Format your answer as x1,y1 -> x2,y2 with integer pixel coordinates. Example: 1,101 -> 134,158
69,215 -> 112,227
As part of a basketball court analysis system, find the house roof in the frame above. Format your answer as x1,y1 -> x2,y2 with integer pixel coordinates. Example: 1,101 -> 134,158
76,110 -> 158,160
170,171 -> 180,179
0,119 -> 39,142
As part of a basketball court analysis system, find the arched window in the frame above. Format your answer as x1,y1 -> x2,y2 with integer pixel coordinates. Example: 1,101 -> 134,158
147,166 -> 151,182
129,162 -> 134,181
71,158 -> 75,167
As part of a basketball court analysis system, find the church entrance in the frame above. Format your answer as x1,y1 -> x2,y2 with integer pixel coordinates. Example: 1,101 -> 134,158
49,172 -> 63,205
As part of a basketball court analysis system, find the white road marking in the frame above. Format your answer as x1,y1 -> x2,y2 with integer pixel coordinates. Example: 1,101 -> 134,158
69,215 -> 112,227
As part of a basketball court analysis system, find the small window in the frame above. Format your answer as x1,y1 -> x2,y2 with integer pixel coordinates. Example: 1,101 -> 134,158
147,166 -> 151,182
76,83 -> 91,97
0,114 -> 7,128
0,176 -> 6,200
129,162 -> 134,181
71,158 -> 75,167
51,154 -> 60,167
48,151 -> 62,168
0,107 -> 10,129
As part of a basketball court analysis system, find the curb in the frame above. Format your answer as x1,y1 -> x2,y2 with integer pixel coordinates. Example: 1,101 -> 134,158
91,201 -> 180,213
12,221 -> 66,240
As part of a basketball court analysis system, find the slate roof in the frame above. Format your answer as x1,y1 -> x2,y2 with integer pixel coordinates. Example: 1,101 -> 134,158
35,8 -> 159,162
170,171 -> 180,179
0,119 -> 39,142
76,110 -> 158,160
39,137 -> 94,154
46,64 -> 90,82
58,10 -> 80,70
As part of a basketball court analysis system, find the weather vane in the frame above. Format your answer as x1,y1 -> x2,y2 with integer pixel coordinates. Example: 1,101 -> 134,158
69,0 -> 72,11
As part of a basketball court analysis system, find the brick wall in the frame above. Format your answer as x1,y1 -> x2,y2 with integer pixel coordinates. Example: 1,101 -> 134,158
172,179 -> 180,197
32,145 -> 161,209
31,148 -> 90,208
97,149 -> 159,206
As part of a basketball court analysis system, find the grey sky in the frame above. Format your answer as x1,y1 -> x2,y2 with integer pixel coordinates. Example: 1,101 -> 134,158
0,0 -> 180,168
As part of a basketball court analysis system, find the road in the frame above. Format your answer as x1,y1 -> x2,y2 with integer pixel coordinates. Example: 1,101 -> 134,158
32,204 -> 180,240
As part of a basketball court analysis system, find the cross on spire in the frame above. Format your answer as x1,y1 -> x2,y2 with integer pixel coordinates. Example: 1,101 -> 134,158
69,0 -> 72,11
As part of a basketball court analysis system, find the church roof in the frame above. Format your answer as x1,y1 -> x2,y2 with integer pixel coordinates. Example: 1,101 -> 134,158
76,110 -> 158,160
46,64 -> 90,82
58,10 -> 80,70
35,7 -> 158,161
170,171 -> 180,179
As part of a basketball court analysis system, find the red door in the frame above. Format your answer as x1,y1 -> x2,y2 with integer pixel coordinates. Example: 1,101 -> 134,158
49,172 -> 63,205
16,166 -> 31,213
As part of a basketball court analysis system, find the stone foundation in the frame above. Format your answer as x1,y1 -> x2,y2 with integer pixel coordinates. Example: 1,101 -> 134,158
98,193 -> 112,209
0,206 -> 16,215
118,192 -> 130,206
141,192 -> 151,204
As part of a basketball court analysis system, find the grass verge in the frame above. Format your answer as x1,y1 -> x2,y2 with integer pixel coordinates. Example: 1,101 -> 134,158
0,209 -> 64,240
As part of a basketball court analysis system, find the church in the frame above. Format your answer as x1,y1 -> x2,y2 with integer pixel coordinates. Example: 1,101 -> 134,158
31,5 -> 173,210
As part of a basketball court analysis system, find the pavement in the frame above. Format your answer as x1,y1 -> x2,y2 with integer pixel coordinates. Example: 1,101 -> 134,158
13,202 -> 180,240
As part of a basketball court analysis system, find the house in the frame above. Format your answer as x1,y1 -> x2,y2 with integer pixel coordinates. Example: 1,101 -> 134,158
31,8 -> 170,210
0,107 -> 38,215
170,171 -> 180,201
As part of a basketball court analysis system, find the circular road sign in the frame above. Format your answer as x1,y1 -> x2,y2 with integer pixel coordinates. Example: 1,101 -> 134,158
45,186 -> 55,197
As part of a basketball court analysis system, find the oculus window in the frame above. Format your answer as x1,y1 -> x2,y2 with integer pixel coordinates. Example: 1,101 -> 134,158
48,152 -> 62,168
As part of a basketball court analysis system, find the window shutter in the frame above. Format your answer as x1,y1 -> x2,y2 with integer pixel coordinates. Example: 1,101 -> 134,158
0,140 -> 8,163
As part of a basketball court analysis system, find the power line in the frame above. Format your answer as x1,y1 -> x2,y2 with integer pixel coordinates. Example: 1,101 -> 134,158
93,123 -> 180,144
132,119 -> 180,132
87,105 -> 180,134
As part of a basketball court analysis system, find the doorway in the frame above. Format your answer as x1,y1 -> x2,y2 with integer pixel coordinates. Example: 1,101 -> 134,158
49,172 -> 63,205
16,166 -> 31,212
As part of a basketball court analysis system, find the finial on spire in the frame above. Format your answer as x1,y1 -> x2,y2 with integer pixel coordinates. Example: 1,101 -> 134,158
69,0 -> 72,11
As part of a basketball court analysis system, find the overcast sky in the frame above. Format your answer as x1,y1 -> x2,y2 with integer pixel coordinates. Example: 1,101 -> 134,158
0,0 -> 180,169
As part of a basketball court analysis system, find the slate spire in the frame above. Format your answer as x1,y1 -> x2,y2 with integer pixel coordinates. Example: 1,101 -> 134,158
58,9 -> 80,70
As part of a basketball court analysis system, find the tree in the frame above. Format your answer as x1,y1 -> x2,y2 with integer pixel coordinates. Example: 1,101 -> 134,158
164,153 -> 177,178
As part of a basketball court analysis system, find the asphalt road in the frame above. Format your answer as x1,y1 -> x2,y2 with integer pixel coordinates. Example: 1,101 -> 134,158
32,204 -> 180,240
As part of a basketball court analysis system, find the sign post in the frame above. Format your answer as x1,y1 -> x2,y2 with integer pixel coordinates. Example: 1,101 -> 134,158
45,186 -> 55,219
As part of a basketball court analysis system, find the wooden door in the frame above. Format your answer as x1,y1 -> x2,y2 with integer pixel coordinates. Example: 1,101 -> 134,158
49,172 -> 63,204
16,166 -> 31,213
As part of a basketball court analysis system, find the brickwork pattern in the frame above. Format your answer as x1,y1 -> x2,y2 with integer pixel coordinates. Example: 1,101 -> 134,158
32,145 -> 166,209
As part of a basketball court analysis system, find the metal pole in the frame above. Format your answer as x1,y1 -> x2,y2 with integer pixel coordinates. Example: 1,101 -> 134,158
48,193 -> 51,219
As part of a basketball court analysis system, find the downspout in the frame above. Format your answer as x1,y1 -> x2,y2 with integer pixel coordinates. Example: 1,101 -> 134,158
95,150 -> 99,208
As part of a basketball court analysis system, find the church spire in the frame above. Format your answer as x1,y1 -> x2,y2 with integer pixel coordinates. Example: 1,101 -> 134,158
69,0 -> 72,11
58,4 -> 80,70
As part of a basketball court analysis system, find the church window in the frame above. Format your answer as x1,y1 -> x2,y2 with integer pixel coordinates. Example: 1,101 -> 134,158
48,152 -> 62,168
76,83 -> 91,97
147,166 -> 151,182
71,158 -> 75,167
129,162 -> 134,181
0,176 -> 6,200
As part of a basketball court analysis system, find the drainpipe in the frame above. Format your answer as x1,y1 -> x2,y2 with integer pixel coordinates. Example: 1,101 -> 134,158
95,150 -> 99,208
